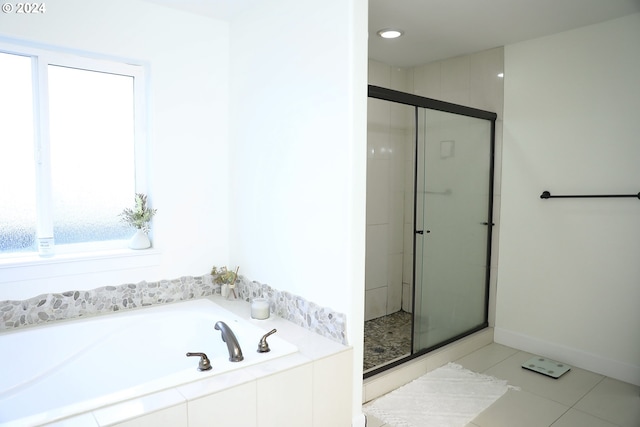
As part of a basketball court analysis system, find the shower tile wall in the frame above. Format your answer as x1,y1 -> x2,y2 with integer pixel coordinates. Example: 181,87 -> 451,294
366,49 -> 504,322
365,64 -> 412,321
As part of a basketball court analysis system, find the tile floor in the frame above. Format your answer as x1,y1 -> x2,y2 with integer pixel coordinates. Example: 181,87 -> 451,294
365,343 -> 640,427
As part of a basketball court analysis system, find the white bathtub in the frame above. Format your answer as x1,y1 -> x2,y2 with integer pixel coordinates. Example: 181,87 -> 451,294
0,298 -> 297,427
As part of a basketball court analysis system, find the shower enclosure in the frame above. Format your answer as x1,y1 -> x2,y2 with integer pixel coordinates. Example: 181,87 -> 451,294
364,85 -> 496,376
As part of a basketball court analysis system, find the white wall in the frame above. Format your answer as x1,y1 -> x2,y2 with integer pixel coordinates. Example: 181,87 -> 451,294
497,13 -> 640,385
0,0 -> 231,300
228,0 -> 368,421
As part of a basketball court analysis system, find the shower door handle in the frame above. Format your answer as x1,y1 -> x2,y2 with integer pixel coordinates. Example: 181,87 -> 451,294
416,230 -> 431,234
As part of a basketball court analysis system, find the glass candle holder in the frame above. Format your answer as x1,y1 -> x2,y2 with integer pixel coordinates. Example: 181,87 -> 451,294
251,298 -> 270,320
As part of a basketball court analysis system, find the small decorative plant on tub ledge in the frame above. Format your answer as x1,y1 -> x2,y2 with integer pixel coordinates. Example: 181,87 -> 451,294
120,193 -> 157,249
211,266 -> 240,299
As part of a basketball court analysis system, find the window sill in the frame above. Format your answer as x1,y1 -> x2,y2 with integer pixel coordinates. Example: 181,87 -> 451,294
0,248 -> 162,284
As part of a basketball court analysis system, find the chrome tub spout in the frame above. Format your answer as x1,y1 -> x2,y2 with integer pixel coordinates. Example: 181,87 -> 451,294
214,321 -> 244,362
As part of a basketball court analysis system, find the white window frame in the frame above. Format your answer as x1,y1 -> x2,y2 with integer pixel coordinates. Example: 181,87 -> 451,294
0,39 -> 158,278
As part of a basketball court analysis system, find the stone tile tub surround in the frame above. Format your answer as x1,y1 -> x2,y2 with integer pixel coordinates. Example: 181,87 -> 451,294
0,275 -> 348,345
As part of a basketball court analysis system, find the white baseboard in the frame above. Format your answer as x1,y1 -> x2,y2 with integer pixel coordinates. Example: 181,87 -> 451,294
494,327 -> 640,386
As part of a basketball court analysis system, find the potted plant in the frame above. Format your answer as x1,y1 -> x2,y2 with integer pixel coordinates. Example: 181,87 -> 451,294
120,193 -> 157,249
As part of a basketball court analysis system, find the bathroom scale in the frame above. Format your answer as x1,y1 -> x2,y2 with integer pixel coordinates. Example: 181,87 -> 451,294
522,356 -> 571,379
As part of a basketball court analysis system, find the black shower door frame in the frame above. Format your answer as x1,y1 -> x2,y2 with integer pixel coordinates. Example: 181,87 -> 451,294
365,85 -> 497,379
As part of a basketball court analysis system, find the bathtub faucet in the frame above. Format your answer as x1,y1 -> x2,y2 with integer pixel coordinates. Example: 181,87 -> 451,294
214,321 -> 244,362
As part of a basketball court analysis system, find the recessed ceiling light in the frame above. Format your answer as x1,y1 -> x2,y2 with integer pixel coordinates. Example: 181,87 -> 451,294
377,29 -> 403,39
497,73 -> 504,78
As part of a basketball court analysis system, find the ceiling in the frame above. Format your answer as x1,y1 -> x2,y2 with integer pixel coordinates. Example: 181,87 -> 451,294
142,0 -> 259,21
144,0 -> 640,67
369,0 -> 640,67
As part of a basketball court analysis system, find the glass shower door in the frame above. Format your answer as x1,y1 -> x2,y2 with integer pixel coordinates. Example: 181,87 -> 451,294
413,108 -> 492,352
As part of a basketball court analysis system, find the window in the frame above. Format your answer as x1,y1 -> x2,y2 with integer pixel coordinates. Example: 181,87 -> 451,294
0,42 -> 147,257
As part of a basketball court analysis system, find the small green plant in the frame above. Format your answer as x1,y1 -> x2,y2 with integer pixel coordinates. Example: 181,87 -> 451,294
119,193 -> 157,233
211,266 -> 239,285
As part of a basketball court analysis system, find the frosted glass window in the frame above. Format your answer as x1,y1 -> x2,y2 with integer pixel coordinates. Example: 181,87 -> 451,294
0,44 -> 147,257
0,52 -> 37,253
48,66 -> 134,245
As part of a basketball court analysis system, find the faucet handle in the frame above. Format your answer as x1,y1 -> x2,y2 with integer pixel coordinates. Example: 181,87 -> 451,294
257,329 -> 277,353
186,352 -> 212,371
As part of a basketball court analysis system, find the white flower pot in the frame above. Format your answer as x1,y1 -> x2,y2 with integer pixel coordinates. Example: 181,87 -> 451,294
129,229 -> 151,249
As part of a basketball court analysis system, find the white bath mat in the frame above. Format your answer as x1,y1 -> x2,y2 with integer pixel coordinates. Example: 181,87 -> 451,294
363,362 -> 515,427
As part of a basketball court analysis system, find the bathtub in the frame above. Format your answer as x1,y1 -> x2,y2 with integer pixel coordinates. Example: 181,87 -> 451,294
0,298 -> 298,427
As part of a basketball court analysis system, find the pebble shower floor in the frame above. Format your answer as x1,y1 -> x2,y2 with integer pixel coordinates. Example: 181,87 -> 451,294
363,310 -> 412,371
